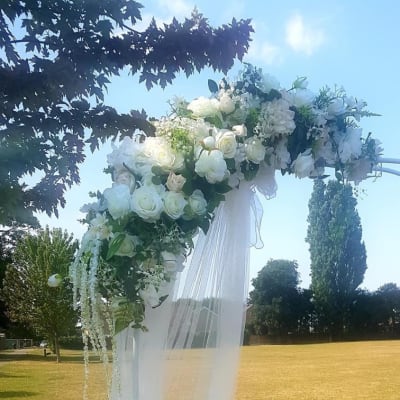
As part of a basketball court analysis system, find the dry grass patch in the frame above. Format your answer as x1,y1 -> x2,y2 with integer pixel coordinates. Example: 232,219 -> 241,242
236,340 -> 400,400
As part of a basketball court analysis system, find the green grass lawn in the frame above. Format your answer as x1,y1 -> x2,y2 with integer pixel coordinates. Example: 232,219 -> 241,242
1,340 -> 400,399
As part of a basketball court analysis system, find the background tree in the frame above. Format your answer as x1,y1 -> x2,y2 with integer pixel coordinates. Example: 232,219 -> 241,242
306,179 -> 367,339
0,1 -> 253,226
375,283 -> 400,333
0,223 -> 37,332
1,227 -> 78,361
249,259 -> 304,338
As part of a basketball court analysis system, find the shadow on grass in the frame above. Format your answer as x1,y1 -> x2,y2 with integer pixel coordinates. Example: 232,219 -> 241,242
0,391 -> 38,398
0,371 -> 27,378
0,350 -> 104,364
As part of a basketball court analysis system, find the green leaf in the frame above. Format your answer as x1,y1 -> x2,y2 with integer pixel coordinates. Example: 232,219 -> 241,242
151,165 -> 163,175
106,233 -> 126,260
152,175 -> 162,185
205,115 -> 223,129
207,193 -> 225,212
198,217 -> 210,234
225,158 -> 236,172
208,79 -> 219,93
114,317 -> 129,335
182,179 -> 194,195
214,182 -> 233,194
152,294 -> 169,308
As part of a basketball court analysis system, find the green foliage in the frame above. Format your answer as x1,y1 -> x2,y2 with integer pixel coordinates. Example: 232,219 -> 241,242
306,179 -> 367,337
249,259 -> 309,336
0,223 -> 37,330
1,227 -> 78,360
0,2 -> 253,225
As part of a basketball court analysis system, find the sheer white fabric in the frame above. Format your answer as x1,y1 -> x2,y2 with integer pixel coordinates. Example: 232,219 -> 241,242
112,296 -> 174,400
112,182 -> 260,400
164,182 -> 255,400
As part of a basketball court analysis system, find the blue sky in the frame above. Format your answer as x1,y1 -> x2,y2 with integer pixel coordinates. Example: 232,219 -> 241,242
37,0 -> 400,290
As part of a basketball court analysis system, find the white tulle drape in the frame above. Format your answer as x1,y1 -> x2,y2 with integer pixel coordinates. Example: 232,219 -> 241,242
112,180 -> 267,400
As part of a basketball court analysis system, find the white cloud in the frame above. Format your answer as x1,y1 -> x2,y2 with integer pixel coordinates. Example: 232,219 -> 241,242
247,39 -> 283,66
157,0 -> 194,19
285,14 -> 325,56
129,0 -> 193,32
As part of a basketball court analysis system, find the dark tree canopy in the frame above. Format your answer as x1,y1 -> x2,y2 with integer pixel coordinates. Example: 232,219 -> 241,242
0,1 -> 253,226
306,179 -> 367,337
249,259 -> 305,336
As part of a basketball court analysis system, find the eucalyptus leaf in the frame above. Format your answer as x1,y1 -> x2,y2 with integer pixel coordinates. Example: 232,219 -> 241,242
208,79 -> 219,93
106,233 -> 126,260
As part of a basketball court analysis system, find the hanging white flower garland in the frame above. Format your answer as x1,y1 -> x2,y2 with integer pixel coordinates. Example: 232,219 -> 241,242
69,63 -> 382,396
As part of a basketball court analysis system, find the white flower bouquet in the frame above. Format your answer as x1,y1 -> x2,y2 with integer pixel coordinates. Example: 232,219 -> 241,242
70,64 -> 381,391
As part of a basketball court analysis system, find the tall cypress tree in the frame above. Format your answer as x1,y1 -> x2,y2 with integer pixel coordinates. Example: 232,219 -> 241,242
306,180 -> 366,338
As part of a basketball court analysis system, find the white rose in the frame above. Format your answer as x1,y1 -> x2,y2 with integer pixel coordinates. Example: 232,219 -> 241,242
345,96 -> 357,109
47,274 -> 62,288
187,96 -> 221,118
161,251 -> 185,273
314,136 -> 336,166
218,93 -> 235,114
171,152 -> 185,171
245,138 -> 266,164
114,234 -> 140,258
292,151 -> 315,178
215,130 -> 237,159
195,149 -> 228,183
140,284 -> 160,307
130,185 -> 164,221
232,124 -> 247,137
291,89 -> 315,108
114,170 -> 135,192
166,172 -> 186,192
202,135 -> 216,149
103,184 -> 131,220
260,73 -> 280,93
188,189 -> 207,215
79,201 -> 101,214
327,99 -> 345,117
338,127 -> 362,163
88,214 -> 112,240
345,159 -> 372,184
107,136 -> 141,172
187,119 -> 211,142
163,191 -> 187,220
143,137 -> 184,172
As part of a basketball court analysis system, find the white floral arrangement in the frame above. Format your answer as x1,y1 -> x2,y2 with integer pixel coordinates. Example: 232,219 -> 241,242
69,64 -> 381,373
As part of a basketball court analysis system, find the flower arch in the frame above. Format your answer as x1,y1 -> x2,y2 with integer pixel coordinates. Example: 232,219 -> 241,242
70,64 -> 389,400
